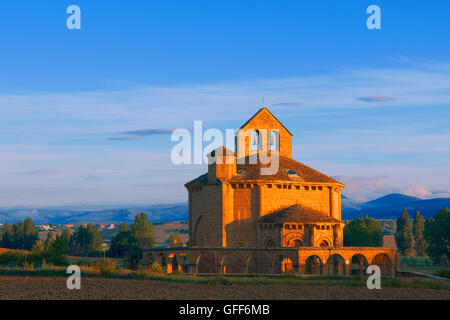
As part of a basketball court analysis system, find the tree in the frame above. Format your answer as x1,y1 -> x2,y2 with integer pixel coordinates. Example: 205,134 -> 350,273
424,208 -> 450,264
0,223 -> 15,248
0,218 -> 38,250
413,211 -> 427,257
168,232 -> 182,247
109,223 -> 140,258
343,216 -> 383,247
68,224 -> 103,256
22,217 -> 39,250
131,213 -> 155,249
57,229 -> 72,254
395,209 -> 414,256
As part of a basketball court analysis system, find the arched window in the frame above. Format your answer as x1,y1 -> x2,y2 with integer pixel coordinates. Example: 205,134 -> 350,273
289,239 -> 303,248
319,240 -> 329,247
269,130 -> 279,151
265,238 -> 275,248
251,130 -> 260,150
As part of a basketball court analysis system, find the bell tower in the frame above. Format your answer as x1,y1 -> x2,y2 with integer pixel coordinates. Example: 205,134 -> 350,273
235,107 -> 292,158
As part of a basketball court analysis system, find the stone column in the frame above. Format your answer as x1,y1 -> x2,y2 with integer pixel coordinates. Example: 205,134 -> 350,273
309,225 -> 315,246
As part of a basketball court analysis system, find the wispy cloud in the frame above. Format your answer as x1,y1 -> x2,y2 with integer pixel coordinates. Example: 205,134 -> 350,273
1,59 -> 450,133
121,128 -> 174,136
357,96 -> 395,102
107,136 -> 142,141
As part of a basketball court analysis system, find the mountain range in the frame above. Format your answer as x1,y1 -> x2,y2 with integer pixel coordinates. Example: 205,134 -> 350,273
0,193 -> 449,225
341,193 -> 450,220
0,203 -> 188,225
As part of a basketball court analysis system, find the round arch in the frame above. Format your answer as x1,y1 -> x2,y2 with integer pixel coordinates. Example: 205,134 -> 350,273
327,254 -> 346,276
264,237 -> 276,248
246,254 -> 258,274
283,232 -> 304,247
350,254 -> 368,276
157,253 -> 166,268
305,255 -> 323,275
281,257 -> 293,273
197,253 -> 216,273
372,253 -> 392,276
143,253 -> 154,266
316,236 -> 333,247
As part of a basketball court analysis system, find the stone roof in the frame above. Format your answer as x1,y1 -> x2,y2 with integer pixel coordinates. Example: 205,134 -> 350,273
185,153 -> 343,186
185,173 -> 209,186
227,153 -> 341,184
257,204 -> 342,224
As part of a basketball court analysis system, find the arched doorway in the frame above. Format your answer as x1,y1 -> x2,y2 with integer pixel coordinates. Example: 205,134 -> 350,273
246,254 -> 258,274
263,253 -> 274,274
180,253 -> 189,273
220,255 -> 233,274
327,254 -> 346,276
372,254 -> 392,276
143,253 -> 154,267
158,253 -> 166,268
305,255 -> 323,275
350,254 -> 368,276
167,253 -> 178,273
281,257 -> 293,273
197,254 -> 216,273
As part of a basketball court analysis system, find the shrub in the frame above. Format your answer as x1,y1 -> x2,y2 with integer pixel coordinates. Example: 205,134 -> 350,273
0,252 -> 25,266
41,260 -> 58,270
150,263 -> 165,273
434,269 -> 450,279
23,261 -> 34,270
93,259 -> 117,277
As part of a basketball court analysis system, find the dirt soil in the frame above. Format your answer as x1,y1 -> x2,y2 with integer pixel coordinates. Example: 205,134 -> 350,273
0,276 -> 449,300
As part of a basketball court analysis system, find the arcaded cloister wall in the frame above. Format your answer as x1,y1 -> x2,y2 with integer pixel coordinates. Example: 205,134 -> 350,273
127,247 -> 397,277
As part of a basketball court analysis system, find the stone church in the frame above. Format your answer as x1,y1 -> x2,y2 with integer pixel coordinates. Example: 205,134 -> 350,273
134,108 -> 396,276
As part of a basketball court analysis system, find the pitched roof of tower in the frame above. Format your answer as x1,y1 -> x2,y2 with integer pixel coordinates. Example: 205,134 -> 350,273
257,204 -> 342,224
238,107 -> 293,136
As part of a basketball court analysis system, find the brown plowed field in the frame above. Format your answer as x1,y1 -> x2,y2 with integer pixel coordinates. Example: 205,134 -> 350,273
0,276 -> 449,300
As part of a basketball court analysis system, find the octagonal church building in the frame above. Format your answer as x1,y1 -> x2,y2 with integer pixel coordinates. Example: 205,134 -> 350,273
135,108 -> 397,276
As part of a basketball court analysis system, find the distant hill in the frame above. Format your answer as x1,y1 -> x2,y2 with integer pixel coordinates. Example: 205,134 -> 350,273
1,193 -> 448,224
362,193 -> 420,208
0,203 -> 188,225
342,194 -> 450,220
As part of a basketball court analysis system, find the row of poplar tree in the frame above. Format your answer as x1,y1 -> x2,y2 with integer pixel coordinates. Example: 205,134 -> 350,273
396,208 -> 449,263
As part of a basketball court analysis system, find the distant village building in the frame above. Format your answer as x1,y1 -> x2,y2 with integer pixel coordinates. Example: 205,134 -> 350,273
130,108 -> 396,275
38,224 -> 52,231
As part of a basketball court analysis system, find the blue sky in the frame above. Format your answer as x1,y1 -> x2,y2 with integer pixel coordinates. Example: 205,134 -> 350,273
0,1 -> 449,206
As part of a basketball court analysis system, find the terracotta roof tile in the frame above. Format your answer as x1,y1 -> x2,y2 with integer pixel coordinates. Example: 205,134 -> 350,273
258,204 -> 342,224
227,153 -> 342,184
186,153 -> 343,186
